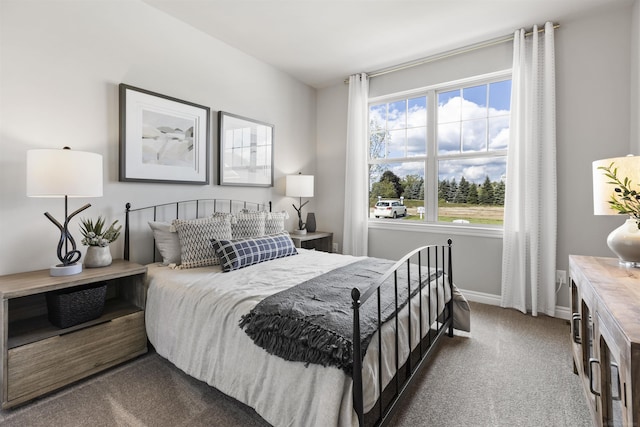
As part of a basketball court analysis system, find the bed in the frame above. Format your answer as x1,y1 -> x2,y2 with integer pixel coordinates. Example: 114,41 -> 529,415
124,199 -> 470,427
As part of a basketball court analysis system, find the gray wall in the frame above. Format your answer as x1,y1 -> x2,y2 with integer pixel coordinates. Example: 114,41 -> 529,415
633,0 -> 640,153
316,2 -> 637,313
0,0 -> 317,274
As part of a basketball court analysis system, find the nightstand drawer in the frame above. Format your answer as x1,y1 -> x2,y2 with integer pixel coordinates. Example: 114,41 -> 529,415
290,231 -> 333,253
7,311 -> 146,403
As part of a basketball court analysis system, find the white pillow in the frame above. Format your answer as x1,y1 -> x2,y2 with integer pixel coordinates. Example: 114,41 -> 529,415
172,216 -> 233,269
148,221 -> 180,265
264,211 -> 289,235
231,211 -> 266,239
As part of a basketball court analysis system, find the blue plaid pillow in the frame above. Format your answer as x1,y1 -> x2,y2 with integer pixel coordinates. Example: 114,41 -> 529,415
211,232 -> 298,272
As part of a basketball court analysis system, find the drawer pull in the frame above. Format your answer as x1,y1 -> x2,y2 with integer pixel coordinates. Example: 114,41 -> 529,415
611,362 -> 622,401
572,313 -> 581,344
59,319 -> 112,336
589,358 -> 600,396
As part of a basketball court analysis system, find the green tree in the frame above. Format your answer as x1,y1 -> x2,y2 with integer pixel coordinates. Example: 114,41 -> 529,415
438,179 -> 450,202
455,177 -> 470,203
448,178 -> 458,202
493,180 -> 506,205
380,170 -> 403,198
479,176 -> 495,205
370,180 -> 397,201
467,183 -> 479,204
402,175 -> 423,199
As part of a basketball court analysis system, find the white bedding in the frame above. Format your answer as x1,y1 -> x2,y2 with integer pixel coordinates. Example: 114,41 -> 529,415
145,248 -> 470,427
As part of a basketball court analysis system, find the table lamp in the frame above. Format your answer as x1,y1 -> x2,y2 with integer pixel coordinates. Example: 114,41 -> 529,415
27,147 -> 103,276
593,155 -> 640,266
286,173 -> 314,235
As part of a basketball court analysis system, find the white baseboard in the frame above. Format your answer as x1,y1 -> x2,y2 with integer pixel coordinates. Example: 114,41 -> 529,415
458,289 -> 501,306
458,288 -> 571,320
554,306 -> 571,321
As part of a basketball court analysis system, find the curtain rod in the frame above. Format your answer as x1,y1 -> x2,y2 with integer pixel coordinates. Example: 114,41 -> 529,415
344,23 -> 559,83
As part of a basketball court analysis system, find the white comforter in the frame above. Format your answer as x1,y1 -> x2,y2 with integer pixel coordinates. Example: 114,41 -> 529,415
145,248 -> 470,427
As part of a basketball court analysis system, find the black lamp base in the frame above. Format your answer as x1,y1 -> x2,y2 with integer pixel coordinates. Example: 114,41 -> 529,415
44,196 -> 91,278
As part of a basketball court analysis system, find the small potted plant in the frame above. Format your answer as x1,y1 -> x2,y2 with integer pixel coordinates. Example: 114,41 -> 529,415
79,216 -> 121,268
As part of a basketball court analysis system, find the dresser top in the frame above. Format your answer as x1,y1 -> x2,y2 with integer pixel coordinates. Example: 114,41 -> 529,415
569,255 -> 640,343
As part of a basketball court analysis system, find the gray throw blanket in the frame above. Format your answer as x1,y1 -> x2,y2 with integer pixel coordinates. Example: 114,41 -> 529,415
239,258 -> 443,375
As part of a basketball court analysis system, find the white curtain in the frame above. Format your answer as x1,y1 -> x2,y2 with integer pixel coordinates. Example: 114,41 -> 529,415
501,22 -> 557,316
343,73 -> 369,256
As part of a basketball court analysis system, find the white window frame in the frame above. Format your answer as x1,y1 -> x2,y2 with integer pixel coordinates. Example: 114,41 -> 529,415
367,69 -> 511,236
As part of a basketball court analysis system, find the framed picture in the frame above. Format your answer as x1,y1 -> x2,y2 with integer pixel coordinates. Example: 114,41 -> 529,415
119,84 -> 210,184
218,111 -> 274,187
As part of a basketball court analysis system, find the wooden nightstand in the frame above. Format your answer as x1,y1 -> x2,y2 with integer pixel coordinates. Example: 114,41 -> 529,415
290,231 -> 334,253
0,259 -> 148,408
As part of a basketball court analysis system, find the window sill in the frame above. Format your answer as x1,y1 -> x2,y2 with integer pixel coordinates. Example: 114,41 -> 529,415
368,219 -> 503,239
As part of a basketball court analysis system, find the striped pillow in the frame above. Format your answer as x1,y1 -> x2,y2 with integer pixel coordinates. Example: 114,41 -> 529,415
173,216 -> 232,269
211,232 -> 298,272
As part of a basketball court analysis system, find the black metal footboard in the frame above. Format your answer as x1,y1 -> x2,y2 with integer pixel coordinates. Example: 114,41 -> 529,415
351,239 -> 454,426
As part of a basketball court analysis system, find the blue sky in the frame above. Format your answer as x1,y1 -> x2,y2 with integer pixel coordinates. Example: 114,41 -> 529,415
439,80 -> 511,111
369,79 -> 511,184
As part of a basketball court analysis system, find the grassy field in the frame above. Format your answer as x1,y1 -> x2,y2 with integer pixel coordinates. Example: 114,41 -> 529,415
371,200 -> 504,225
436,204 -> 504,225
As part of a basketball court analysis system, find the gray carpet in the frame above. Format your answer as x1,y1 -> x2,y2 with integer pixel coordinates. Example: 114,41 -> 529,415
0,302 -> 592,427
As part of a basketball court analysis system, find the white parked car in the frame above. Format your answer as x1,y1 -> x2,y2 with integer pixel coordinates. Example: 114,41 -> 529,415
374,200 -> 407,218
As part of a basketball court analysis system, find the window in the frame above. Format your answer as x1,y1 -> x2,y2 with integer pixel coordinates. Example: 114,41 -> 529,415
368,74 -> 511,226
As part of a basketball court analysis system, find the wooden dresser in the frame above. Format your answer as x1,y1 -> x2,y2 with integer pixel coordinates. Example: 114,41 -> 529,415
0,260 -> 147,408
569,255 -> 640,426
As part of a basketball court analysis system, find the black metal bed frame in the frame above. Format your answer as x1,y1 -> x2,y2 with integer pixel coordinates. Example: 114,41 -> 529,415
123,199 -> 271,263
351,241 -> 454,426
123,199 -> 454,427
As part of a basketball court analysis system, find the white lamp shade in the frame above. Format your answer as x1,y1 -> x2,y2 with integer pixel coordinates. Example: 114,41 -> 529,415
593,155 -> 640,215
27,149 -> 103,198
286,174 -> 314,198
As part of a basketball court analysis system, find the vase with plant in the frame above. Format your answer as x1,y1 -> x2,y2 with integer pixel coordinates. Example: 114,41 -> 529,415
598,162 -> 640,225
596,160 -> 640,265
80,217 -> 121,268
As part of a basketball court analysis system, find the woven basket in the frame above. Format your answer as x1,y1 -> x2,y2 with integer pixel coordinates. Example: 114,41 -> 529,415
46,282 -> 107,328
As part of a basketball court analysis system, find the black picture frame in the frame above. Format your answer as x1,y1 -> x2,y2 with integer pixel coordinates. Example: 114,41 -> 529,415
119,84 -> 210,184
218,111 -> 274,187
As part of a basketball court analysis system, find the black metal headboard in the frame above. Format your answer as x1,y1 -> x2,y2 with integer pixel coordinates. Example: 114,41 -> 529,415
124,199 -> 272,262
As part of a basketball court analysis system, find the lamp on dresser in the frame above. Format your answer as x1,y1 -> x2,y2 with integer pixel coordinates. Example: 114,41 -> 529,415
593,154 -> 640,266
26,147 -> 103,276
286,173 -> 314,235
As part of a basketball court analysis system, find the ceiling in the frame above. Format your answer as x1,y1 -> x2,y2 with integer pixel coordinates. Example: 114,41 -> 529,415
143,0 -> 628,89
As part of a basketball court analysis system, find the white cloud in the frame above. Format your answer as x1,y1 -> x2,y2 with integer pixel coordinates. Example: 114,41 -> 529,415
438,157 -> 507,184
489,117 -> 509,149
437,96 -> 509,155
371,94 -> 509,160
462,165 -> 488,181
